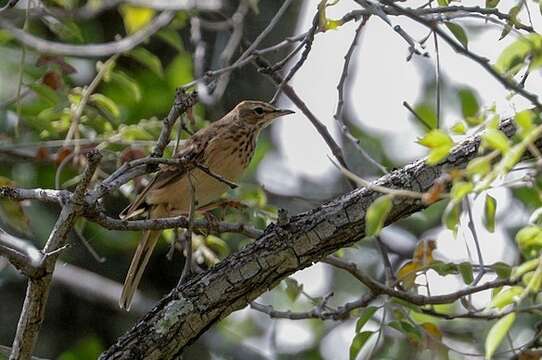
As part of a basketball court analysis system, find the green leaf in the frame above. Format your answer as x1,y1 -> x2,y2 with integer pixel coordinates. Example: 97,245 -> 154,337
458,88 -> 479,118
451,181 -> 473,202
486,0 -> 500,8
499,144 -> 525,173
418,129 -> 454,165
466,156 -> 491,177
496,34 -> 542,76
119,124 -> 154,140
437,0 -> 449,6
157,28 -> 184,51
490,286 -> 523,309
482,129 -> 510,153
445,22 -> 469,48
120,5 -> 156,34
29,83 -> 62,105
349,331 -> 374,360
205,235 -> 229,258
89,93 -> 120,118
430,260 -> 458,276
355,306 -> 378,332
366,195 -> 393,236
45,19 -> 84,43
513,258 -> 540,278
166,53 -> 194,88
110,71 -> 142,102
516,225 -> 542,258
451,122 -> 466,135
485,313 -> 516,360
284,278 -> 303,302
412,103 -> 437,130
493,262 -> 512,279
515,110 -> 534,139
128,47 -> 164,77
443,201 -> 461,232
457,262 -> 474,284
388,320 -> 422,343
484,194 -> 497,232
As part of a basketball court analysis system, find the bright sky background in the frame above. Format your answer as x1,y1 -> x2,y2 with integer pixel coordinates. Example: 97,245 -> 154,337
253,0 -> 542,358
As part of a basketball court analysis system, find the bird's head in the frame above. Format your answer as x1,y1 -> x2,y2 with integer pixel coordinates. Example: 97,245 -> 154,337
235,100 -> 294,128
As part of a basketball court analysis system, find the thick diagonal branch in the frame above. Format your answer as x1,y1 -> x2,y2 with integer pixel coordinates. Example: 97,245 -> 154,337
99,116 -> 525,359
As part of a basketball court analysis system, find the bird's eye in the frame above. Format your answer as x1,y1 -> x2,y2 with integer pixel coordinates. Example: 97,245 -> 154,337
254,107 -> 264,115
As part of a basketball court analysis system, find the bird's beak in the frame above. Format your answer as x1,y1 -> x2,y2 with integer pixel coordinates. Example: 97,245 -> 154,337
274,108 -> 295,116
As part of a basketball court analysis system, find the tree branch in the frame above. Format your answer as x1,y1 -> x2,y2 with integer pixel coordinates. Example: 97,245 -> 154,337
98,114 -> 528,359
0,11 -> 174,57
9,150 -> 102,360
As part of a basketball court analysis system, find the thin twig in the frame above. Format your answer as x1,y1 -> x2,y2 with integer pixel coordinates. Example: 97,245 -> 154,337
0,11 -> 175,57
334,16 -> 389,175
382,0 -> 542,109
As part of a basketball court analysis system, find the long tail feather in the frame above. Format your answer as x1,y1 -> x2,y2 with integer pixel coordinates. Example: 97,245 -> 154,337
119,229 -> 161,311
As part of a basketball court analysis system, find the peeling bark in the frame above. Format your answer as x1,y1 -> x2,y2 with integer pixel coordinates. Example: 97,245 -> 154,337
99,119 -> 517,359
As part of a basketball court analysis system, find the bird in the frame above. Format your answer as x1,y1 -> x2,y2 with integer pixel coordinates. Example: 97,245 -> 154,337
118,100 -> 294,311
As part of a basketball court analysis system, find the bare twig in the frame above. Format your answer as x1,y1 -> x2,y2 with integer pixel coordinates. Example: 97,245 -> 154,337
195,162 -> 238,189
250,293 -> 376,321
334,16 -> 389,175
322,256 -> 517,306
252,54 -> 357,189
0,229 -> 41,277
0,11 -> 175,57
90,212 -> 263,239
382,0 -> 542,109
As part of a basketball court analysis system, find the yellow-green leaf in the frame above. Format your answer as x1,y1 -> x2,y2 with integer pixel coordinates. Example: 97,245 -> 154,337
366,195 -> 393,236
482,129 -> 510,153
89,94 -> 120,118
484,194 -> 497,233
451,122 -> 466,135
495,33 -> 542,76
490,286 -> 523,309
418,130 -> 454,165
451,181 -> 473,202
485,313 -> 516,360
284,278 -> 303,302
443,201 -> 461,233
120,5 -> 156,34
515,110 -> 534,139
466,156 -> 491,177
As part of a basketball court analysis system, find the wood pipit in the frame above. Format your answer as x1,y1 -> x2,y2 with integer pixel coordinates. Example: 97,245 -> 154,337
119,100 -> 294,311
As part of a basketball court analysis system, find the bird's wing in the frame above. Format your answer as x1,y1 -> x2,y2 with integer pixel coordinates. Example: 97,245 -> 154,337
119,130 -> 213,219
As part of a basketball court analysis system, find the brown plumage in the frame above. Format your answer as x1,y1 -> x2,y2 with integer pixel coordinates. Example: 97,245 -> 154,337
118,100 -> 294,311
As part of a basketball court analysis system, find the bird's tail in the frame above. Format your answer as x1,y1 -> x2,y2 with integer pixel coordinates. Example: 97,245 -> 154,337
120,205 -> 168,311
119,229 -> 161,311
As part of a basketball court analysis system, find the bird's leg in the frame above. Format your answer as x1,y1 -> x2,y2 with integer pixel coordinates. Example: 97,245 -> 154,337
179,172 -> 197,284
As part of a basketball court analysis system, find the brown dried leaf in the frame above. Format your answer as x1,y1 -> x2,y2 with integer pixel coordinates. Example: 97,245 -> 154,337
42,71 -> 63,90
